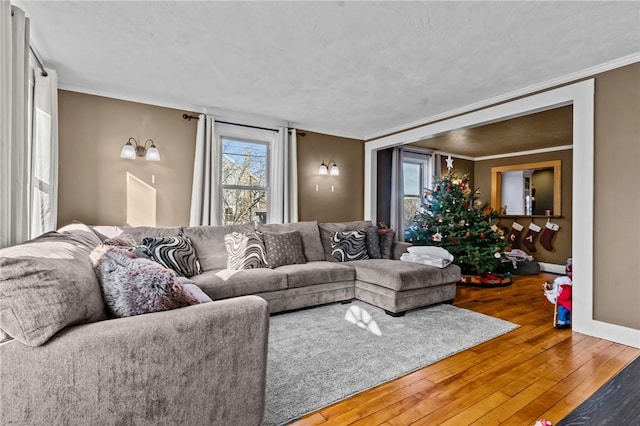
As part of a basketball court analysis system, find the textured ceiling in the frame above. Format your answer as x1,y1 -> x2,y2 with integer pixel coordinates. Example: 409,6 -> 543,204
410,105 -> 573,158
15,1 -> 640,139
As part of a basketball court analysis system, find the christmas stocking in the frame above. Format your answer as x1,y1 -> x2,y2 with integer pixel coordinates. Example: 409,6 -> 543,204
507,222 -> 524,249
523,223 -> 542,252
540,222 -> 560,251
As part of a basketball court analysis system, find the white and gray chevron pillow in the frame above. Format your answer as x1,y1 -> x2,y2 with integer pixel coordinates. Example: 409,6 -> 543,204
224,232 -> 267,270
331,230 -> 370,262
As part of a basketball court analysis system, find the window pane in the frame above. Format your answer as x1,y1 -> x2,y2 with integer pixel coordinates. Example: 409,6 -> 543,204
222,139 -> 267,186
222,188 -> 267,225
403,162 -> 421,196
403,196 -> 420,229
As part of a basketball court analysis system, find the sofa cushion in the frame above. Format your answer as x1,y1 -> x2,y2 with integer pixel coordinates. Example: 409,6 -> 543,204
224,232 -> 267,270
319,221 -> 374,261
348,259 -> 461,291
274,261 -> 355,288
57,222 -> 103,246
256,221 -> 324,262
120,226 -> 183,243
141,235 -> 202,277
90,246 -> 201,317
0,231 -> 107,346
182,224 -> 255,271
331,230 -> 369,262
189,268 -> 288,300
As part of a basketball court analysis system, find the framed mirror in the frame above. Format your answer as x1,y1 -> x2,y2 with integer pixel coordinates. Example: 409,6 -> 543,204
491,160 -> 561,217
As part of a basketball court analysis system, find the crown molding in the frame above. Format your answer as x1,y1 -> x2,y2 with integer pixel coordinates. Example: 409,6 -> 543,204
58,83 -> 204,114
473,145 -> 573,161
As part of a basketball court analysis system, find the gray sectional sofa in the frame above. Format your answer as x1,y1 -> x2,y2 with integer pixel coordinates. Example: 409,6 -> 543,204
107,220 -> 461,317
0,225 -> 269,426
0,219 -> 460,425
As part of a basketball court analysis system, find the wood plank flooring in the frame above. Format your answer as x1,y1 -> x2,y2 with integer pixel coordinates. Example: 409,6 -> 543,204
290,273 -> 639,426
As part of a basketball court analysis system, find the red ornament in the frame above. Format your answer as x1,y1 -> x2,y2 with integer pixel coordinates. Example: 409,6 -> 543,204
480,233 -> 486,238
465,232 -> 471,237
451,237 -> 458,245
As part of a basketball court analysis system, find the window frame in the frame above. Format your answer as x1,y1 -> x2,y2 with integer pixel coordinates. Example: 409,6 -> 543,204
401,150 -> 433,231
216,123 -> 275,225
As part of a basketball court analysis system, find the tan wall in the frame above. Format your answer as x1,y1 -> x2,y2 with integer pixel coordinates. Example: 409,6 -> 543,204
474,149 -> 573,266
58,91 -> 365,228
441,156 -> 474,187
296,131 -> 364,223
593,62 -> 640,329
58,91 -> 198,227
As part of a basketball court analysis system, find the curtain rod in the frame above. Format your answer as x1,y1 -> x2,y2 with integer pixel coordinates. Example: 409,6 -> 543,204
11,8 -> 48,77
182,114 -> 305,136
29,46 -> 48,77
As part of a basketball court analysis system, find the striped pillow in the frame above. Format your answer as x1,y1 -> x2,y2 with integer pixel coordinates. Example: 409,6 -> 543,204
224,232 -> 267,270
331,230 -> 369,262
141,235 -> 202,277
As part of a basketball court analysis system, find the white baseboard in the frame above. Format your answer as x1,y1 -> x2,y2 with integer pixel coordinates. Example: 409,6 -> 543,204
538,262 -> 566,275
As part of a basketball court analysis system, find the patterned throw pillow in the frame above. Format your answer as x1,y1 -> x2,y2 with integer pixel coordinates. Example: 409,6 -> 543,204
141,235 -> 202,277
331,230 -> 370,262
224,232 -> 267,270
365,227 -> 382,259
90,246 -> 201,317
261,231 -> 306,268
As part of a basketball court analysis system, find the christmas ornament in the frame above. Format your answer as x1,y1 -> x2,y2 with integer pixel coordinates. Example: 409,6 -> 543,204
432,232 -> 443,242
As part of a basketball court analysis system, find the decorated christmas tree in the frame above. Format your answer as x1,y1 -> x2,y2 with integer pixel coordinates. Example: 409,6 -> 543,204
405,172 -> 508,274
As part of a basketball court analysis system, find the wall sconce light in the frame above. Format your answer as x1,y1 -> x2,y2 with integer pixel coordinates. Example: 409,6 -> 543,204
120,137 -> 161,161
318,160 -> 339,176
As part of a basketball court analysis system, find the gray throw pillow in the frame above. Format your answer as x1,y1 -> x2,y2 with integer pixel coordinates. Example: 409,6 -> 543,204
331,230 -> 370,262
379,228 -> 396,259
261,231 -> 306,268
142,235 -> 202,277
90,246 -> 201,317
224,232 -> 267,270
365,227 -> 382,259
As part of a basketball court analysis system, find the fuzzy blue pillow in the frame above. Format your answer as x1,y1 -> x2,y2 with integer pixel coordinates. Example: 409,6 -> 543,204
90,245 -> 201,318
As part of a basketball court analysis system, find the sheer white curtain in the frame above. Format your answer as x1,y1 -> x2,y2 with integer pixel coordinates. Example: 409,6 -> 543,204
1,4 -> 30,248
30,69 -> 58,238
189,114 -> 220,226
270,127 -> 298,223
389,146 -> 405,240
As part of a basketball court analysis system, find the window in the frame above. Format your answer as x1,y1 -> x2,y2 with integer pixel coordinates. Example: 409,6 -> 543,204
221,138 -> 269,225
402,152 -> 432,230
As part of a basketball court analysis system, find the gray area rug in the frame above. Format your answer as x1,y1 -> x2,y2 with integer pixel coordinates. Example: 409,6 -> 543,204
265,300 -> 518,425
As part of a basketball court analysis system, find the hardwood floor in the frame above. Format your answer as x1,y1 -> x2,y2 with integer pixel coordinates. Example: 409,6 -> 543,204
290,273 -> 640,426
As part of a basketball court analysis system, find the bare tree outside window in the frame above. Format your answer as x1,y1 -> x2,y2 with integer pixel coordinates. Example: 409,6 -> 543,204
221,138 -> 268,224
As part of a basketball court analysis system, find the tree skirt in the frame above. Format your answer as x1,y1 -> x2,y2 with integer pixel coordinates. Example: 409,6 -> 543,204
459,272 -> 513,287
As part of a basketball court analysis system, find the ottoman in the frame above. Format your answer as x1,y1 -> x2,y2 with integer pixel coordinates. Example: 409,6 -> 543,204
347,259 -> 461,316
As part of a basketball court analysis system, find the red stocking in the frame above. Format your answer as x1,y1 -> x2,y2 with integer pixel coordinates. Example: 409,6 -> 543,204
540,222 -> 559,251
507,222 -> 523,249
523,223 -> 541,252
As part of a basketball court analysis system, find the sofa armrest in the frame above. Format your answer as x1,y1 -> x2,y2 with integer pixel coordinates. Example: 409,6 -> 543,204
0,296 -> 269,426
393,241 -> 412,260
